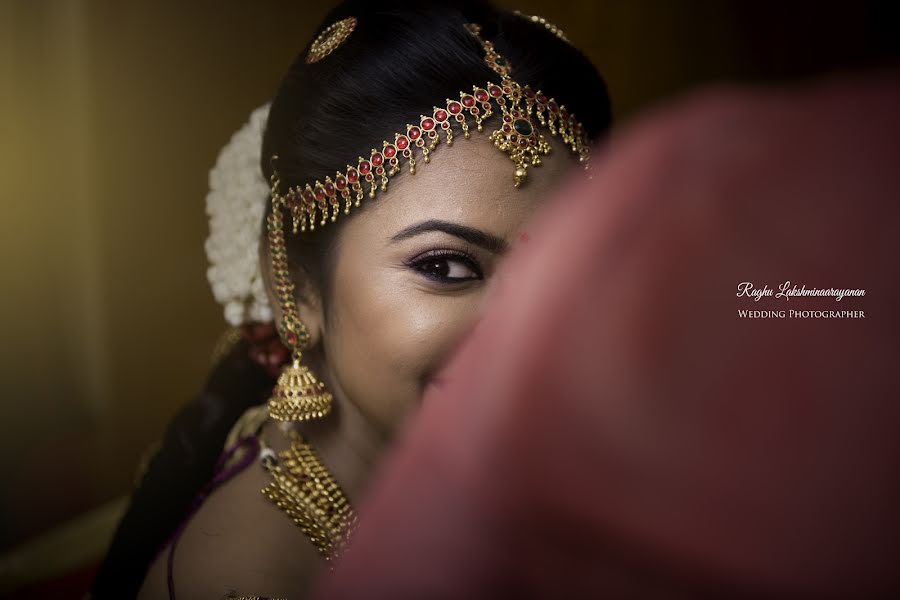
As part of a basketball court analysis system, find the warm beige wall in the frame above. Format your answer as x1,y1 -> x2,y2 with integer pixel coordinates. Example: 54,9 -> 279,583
0,0 -> 335,549
0,0 -> 888,549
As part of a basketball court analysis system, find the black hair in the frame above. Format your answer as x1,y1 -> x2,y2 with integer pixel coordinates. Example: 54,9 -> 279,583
92,1 -> 610,596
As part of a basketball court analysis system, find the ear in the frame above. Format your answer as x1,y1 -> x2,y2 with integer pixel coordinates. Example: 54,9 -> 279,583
259,241 -> 326,350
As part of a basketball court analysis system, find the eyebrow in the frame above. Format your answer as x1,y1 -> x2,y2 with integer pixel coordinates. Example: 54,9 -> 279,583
390,219 -> 508,254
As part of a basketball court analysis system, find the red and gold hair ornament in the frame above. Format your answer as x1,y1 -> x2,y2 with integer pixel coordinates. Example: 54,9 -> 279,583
271,21 -> 590,234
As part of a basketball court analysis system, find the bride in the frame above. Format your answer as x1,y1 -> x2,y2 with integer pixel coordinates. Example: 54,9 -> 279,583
93,1 -> 611,598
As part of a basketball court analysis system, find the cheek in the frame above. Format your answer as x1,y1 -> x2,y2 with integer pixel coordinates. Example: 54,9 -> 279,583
324,257 -> 481,430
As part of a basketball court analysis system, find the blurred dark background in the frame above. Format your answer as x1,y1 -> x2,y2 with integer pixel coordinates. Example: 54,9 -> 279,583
0,0 -> 896,559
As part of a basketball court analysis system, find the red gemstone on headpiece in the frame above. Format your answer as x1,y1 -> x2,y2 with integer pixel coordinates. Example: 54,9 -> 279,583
462,95 -> 476,108
335,176 -> 347,190
396,136 -> 409,150
548,100 -> 559,113
489,85 -> 503,98
524,87 -> 536,99
434,109 -> 448,122
408,126 -> 421,140
383,145 -> 397,159
347,168 -> 359,183
512,110 -> 520,118
448,101 -> 462,115
302,190 -> 314,204
315,188 -> 325,201
421,118 -> 435,131
371,152 -> 384,166
375,166 -> 384,175
359,160 -> 371,174
502,124 -> 511,133
502,86 -> 512,94
471,107 -> 480,115
474,88 -> 489,102
537,93 -> 548,105
324,182 -> 335,196
519,138 -> 528,147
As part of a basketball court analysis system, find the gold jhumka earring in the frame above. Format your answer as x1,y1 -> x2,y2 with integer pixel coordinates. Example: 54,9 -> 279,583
265,170 -> 333,422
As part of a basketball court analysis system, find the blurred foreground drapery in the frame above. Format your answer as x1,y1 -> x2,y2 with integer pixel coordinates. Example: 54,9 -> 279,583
314,70 -> 900,598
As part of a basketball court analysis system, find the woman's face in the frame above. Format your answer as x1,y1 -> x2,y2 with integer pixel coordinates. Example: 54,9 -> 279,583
312,137 -> 572,435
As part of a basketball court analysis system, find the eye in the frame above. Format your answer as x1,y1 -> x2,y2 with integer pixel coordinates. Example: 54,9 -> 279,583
407,250 -> 483,284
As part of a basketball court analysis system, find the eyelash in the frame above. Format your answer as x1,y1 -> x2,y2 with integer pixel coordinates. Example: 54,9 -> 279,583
405,249 -> 484,284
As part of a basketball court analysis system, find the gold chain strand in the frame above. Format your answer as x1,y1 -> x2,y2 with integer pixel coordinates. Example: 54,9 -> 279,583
512,10 -> 572,44
265,193 -> 308,348
260,428 -> 357,563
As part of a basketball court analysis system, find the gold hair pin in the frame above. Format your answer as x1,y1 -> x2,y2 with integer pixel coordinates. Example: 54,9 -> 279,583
306,16 -> 357,64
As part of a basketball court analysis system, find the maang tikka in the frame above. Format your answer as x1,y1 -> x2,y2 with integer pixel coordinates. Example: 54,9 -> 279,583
266,168 -> 333,422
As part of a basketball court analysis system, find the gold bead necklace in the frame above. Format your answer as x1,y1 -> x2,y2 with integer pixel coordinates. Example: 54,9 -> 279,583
259,427 -> 357,563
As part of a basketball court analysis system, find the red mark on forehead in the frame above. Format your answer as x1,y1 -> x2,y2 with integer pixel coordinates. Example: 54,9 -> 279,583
519,232 -> 530,243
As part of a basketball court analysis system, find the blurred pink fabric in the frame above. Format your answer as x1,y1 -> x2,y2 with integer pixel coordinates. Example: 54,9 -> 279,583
315,70 -> 900,599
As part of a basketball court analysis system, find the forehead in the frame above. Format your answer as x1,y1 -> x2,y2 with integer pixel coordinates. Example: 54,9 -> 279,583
340,135 -> 573,240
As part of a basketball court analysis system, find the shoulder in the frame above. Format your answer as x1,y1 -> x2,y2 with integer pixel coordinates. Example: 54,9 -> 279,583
138,424 -> 325,599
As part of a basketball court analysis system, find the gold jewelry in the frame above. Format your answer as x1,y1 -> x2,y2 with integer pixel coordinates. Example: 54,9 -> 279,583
210,326 -> 242,365
513,10 -> 571,44
268,21 -> 591,235
265,196 -> 333,422
306,16 -> 357,64
224,405 -> 270,454
260,428 -> 356,562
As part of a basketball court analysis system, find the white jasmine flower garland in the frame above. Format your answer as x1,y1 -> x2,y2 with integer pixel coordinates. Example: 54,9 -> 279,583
205,103 -> 273,326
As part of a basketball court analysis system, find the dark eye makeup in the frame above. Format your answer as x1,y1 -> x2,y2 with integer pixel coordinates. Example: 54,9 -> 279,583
405,248 -> 484,284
